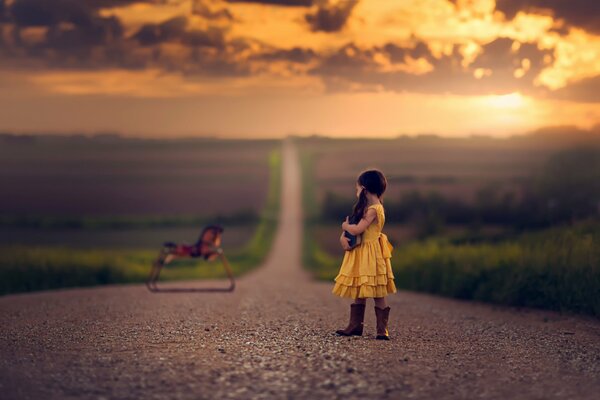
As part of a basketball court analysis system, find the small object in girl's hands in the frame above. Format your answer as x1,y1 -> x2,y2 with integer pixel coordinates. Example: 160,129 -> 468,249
344,215 -> 362,249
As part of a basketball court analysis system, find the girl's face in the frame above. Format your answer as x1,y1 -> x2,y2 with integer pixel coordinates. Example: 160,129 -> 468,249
355,182 -> 364,198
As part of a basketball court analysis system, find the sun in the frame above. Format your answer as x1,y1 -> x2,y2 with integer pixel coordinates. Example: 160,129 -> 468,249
484,92 -> 527,109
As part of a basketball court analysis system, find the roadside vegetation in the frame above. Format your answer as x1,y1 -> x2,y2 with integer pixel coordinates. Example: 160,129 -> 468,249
300,139 -> 600,317
0,148 -> 282,295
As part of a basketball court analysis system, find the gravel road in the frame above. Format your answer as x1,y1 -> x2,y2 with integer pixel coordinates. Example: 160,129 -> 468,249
1,139 -> 599,400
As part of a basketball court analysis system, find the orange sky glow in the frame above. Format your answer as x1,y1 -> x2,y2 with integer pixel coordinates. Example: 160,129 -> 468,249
0,0 -> 598,138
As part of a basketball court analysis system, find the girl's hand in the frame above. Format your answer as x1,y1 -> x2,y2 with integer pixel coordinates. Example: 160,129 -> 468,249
341,216 -> 349,230
339,231 -> 351,251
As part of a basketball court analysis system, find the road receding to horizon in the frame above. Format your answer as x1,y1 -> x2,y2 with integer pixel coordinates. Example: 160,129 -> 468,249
1,139 -> 599,399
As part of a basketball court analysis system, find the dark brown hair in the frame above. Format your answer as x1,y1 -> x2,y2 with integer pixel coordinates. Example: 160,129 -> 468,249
350,169 -> 387,221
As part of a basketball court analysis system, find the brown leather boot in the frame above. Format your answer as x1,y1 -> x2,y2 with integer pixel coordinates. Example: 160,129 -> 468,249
336,303 -> 366,336
375,306 -> 391,340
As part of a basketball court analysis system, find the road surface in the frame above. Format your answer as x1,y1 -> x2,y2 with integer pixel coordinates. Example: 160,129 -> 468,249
1,139 -> 599,399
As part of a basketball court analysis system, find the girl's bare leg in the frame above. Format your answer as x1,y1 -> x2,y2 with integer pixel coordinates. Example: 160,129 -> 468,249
374,297 -> 387,308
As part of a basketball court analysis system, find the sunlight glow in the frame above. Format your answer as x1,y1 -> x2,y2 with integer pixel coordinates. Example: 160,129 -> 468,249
1,0 -> 598,137
484,93 -> 527,109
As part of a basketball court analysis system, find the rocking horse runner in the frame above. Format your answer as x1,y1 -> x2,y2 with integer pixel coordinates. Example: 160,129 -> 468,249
146,224 -> 236,292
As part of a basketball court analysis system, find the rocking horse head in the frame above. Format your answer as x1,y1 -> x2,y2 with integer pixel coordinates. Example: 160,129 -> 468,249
196,224 -> 224,260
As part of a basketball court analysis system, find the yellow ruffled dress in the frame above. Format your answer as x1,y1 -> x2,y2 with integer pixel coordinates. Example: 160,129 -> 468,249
332,203 -> 397,299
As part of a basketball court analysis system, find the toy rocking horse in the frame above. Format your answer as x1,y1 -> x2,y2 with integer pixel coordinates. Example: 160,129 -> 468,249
146,224 -> 236,292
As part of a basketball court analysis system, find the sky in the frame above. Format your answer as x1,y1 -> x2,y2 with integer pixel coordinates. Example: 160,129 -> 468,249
0,0 -> 599,138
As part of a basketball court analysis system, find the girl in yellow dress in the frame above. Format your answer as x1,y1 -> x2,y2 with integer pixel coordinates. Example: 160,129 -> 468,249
332,169 -> 397,340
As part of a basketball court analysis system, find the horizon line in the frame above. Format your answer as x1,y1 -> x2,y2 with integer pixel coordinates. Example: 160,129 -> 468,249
1,124 -> 599,142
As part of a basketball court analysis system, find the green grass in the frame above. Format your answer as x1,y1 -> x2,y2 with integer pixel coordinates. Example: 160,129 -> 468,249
0,247 -> 153,294
0,148 -> 282,295
299,146 -> 600,317
307,217 -> 600,317
392,220 -> 600,316
299,149 -> 340,280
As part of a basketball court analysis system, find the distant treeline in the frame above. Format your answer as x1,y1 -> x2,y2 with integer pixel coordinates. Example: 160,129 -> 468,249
0,132 -> 280,147
0,209 -> 260,230
321,147 -> 600,235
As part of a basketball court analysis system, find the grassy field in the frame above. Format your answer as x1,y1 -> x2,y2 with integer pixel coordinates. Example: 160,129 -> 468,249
298,131 -> 599,209
391,220 -> 600,316
0,143 -> 282,295
0,135 -> 277,218
309,219 -> 600,316
299,134 -> 600,317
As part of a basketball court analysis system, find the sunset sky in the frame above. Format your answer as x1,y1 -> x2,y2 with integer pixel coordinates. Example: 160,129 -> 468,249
0,0 -> 598,138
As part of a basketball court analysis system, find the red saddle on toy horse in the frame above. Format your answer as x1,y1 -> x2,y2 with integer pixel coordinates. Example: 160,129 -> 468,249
146,224 -> 235,292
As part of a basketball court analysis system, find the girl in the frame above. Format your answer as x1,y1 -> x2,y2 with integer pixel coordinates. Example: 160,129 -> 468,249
332,169 -> 397,340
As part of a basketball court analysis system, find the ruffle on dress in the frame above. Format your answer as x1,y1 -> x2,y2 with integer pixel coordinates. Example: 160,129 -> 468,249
332,232 -> 397,299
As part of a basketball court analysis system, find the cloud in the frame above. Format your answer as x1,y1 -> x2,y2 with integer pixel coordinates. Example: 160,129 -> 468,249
383,41 -> 432,63
192,0 -> 234,21
2,1 -> 126,65
0,0 -> 595,105
226,0 -> 313,6
0,1 -> 239,73
133,15 -> 188,46
310,37 -> 554,96
43,14 -> 123,49
494,0 -> 600,34
0,0 -> 6,22
305,0 -> 358,32
182,26 -> 227,47
469,38 -> 550,84
251,46 -> 316,63
1,1 -> 558,99
8,0 -> 157,27
550,75 -> 600,103
11,0 -> 95,27
86,1 -> 158,7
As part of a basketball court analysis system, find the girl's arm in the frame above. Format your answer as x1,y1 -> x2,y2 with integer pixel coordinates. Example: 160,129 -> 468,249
339,231 -> 351,251
342,208 -> 377,235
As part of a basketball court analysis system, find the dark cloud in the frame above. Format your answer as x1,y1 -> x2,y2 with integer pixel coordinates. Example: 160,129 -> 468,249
133,16 -> 188,46
310,38 -> 554,96
311,41 -> 467,93
0,0 -> 6,22
182,26 -> 226,47
252,46 -> 316,63
311,42 -> 375,76
0,1 -> 238,74
43,14 -> 123,50
184,50 -> 254,77
85,0 -> 158,7
226,0 -> 313,6
305,0 -> 358,32
132,15 -> 228,48
494,0 -> 600,34
8,0 -> 155,28
550,75 -> 600,103
5,0 -> 126,63
11,0 -> 94,27
383,41 -> 431,63
470,38 -> 550,86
